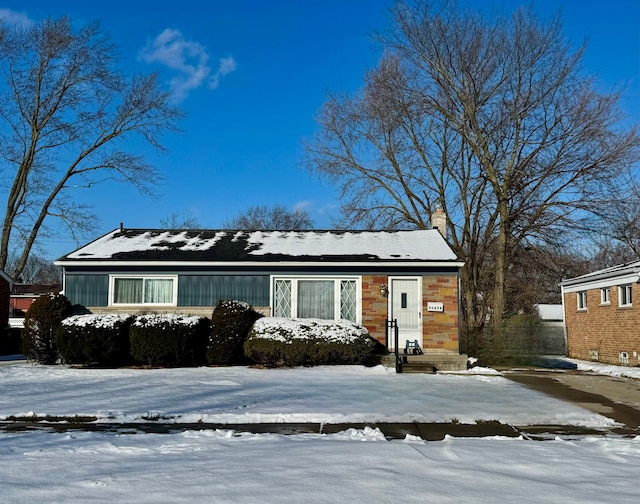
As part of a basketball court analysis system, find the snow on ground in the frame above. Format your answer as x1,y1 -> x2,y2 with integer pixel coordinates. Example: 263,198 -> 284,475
1,429 -> 638,503
0,364 -> 617,427
570,359 -> 640,380
1,362 -> 639,503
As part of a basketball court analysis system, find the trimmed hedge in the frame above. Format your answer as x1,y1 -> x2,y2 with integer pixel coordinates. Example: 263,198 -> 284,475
22,293 -> 72,364
244,317 -> 382,367
57,314 -> 134,367
207,299 -> 263,365
129,314 -> 209,367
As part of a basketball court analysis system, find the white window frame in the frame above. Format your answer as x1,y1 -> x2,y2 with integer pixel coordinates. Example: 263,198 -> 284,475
270,276 -> 362,323
577,291 -> 587,311
109,275 -> 178,306
619,284 -> 632,308
600,287 -> 611,305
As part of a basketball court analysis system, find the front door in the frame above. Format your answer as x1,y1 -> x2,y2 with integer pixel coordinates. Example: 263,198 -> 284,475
389,277 -> 422,350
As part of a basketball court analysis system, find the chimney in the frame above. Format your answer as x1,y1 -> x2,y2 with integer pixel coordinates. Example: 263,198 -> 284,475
431,207 -> 447,239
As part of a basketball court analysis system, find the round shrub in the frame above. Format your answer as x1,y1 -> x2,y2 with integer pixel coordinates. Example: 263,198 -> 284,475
129,314 -> 209,367
206,299 -> 263,365
244,317 -> 382,367
57,314 -> 134,367
21,293 -> 72,364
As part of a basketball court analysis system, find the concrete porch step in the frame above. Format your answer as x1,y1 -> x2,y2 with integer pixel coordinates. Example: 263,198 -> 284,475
381,352 -> 468,372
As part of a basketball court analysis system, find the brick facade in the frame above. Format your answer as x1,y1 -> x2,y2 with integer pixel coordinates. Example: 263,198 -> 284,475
422,275 -> 459,351
361,274 -> 459,352
361,275 -> 390,345
564,286 -> 640,366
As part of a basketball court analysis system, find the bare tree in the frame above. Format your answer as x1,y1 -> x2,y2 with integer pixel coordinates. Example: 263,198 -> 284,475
159,212 -> 201,229
7,253 -> 61,284
304,0 -> 640,344
224,204 -> 314,230
0,16 -> 183,279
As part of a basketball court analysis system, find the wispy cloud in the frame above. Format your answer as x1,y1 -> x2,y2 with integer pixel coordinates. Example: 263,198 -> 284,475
139,28 -> 236,102
0,8 -> 34,28
293,200 -> 313,212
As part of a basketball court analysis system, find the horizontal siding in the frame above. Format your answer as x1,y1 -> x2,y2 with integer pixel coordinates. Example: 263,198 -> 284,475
178,275 -> 270,307
65,275 -> 109,306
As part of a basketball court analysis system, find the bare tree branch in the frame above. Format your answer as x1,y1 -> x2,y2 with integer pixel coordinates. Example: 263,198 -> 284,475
0,16 -> 184,278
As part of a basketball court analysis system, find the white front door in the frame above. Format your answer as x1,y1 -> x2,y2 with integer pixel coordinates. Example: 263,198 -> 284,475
389,277 -> 422,351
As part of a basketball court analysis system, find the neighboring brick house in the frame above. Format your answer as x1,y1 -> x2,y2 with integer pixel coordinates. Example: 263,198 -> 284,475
9,283 -> 63,328
561,262 -> 640,366
55,227 -> 465,368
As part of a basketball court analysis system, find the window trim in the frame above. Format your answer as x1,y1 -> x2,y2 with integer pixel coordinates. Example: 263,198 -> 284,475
600,287 -> 611,305
619,284 -> 632,308
109,275 -> 178,306
577,291 -> 587,311
270,275 -> 362,323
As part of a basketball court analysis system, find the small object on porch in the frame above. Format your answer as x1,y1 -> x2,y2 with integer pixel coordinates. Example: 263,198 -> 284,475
404,339 -> 423,355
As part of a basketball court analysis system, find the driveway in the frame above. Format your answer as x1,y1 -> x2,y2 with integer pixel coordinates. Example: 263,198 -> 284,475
504,369 -> 640,431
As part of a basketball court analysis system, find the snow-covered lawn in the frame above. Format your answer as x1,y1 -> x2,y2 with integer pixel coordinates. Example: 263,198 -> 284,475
1,363 -> 639,503
0,364 -> 618,427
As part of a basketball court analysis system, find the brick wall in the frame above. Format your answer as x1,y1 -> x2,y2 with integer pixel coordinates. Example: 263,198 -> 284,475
361,274 -> 460,352
564,286 -> 640,366
422,275 -> 459,351
361,275 -> 389,345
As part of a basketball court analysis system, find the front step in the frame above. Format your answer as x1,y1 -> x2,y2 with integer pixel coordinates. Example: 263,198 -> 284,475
400,361 -> 437,374
381,352 -> 468,373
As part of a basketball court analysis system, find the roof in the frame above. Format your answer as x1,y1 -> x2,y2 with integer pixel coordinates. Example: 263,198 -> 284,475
11,283 -> 62,296
534,304 -> 564,321
55,228 -> 463,267
0,270 -> 13,287
560,260 -> 640,291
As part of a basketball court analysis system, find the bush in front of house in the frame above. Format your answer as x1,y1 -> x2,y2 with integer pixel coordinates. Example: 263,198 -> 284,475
206,299 -> 263,365
244,317 -> 382,367
21,293 -> 72,364
56,314 -> 134,366
129,314 -> 209,367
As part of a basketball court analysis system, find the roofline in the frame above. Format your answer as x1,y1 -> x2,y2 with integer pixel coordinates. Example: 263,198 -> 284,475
560,262 -> 640,288
0,269 -> 14,288
55,259 -> 465,268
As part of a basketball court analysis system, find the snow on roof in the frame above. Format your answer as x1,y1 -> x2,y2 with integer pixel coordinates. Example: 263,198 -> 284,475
58,228 -> 461,264
560,259 -> 640,287
534,304 -> 564,321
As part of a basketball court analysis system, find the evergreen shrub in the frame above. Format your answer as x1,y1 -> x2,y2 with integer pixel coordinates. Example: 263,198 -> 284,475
129,314 -> 209,367
207,299 -> 263,365
56,314 -> 134,366
21,293 -> 72,364
244,317 -> 382,367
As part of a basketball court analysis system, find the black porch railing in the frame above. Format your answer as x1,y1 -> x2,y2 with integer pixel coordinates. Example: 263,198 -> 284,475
385,318 -> 402,373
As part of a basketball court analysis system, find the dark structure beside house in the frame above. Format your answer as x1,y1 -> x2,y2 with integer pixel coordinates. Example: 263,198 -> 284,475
0,270 -> 12,330
56,228 -> 467,369
0,270 -> 16,355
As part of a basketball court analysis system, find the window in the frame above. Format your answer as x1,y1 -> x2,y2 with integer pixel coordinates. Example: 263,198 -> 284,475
601,287 -> 611,305
619,284 -> 632,307
111,276 -> 176,305
272,277 -> 360,322
577,291 -> 587,311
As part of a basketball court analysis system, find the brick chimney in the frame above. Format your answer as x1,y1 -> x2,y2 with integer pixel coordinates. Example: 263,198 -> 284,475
431,207 -> 447,239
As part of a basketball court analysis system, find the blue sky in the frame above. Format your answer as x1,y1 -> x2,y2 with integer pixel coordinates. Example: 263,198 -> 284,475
1,1 -> 639,259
